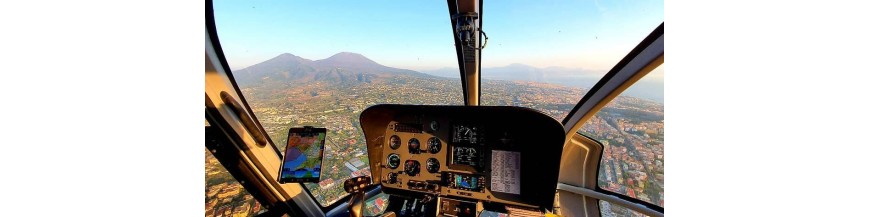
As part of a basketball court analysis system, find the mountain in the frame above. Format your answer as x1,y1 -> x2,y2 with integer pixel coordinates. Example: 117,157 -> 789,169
417,67 -> 459,78
484,64 -> 604,86
233,52 -> 431,86
232,53 -> 663,103
232,53 -> 315,85
313,52 -> 381,71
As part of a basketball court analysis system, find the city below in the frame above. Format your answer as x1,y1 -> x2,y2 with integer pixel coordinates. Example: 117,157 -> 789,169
206,52 -> 663,217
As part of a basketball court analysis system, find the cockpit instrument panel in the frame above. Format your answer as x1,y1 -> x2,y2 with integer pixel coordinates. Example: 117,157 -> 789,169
360,105 -> 565,210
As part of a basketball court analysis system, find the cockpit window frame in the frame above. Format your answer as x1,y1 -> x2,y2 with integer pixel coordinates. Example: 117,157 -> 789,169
206,1 -> 334,215
560,23 -> 664,129
206,5 -> 282,158
559,23 -> 664,213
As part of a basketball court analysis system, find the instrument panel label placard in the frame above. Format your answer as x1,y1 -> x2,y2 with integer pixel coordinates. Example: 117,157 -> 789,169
490,150 -> 521,194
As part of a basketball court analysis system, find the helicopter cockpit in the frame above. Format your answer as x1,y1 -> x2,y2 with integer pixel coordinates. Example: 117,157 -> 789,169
205,0 -> 664,216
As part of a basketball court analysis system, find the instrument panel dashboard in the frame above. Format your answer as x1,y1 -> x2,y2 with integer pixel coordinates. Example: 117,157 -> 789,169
360,105 -> 565,209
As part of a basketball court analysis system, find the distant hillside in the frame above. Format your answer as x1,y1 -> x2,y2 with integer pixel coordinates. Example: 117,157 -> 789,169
232,52 -> 432,86
232,52 -> 662,103
421,64 -> 604,88
421,64 -> 663,103
419,67 -> 460,78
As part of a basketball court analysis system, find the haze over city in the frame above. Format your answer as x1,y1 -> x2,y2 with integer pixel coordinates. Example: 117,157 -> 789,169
214,0 -> 663,71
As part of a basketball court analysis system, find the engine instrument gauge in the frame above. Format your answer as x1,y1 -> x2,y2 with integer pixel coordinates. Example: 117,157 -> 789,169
408,138 -> 421,154
452,125 -> 480,144
387,153 -> 401,169
452,146 -> 484,169
426,158 -> 440,173
404,160 -> 420,176
427,137 -> 442,154
389,135 -> 401,150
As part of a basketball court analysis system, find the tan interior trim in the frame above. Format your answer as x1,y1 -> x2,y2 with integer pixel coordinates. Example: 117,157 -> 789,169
563,55 -> 662,216
559,134 -> 604,188
466,66 -> 480,106
460,0 -> 481,106
556,133 -> 604,216
556,38 -> 663,216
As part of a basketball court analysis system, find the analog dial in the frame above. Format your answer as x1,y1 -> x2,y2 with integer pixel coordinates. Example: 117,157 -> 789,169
389,135 -> 401,150
427,137 -> 442,154
426,158 -> 440,173
408,138 -> 421,154
387,153 -> 401,169
404,160 -> 420,176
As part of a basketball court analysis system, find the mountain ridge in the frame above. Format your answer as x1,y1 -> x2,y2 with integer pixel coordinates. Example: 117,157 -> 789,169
233,52 -> 432,86
231,52 -> 663,103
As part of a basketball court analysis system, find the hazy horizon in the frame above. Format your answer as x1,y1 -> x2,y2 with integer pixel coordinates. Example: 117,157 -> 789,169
214,1 -> 663,72
229,51 -> 664,103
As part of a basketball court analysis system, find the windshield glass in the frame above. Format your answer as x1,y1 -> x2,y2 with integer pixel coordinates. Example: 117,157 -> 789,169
583,65 -> 664,207
480,0 -> 663,120
213,1 -> 462,206
213,0 -> 663,208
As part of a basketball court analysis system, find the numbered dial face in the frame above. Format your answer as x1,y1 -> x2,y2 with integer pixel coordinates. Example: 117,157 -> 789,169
404,160 -> 420,176
427,137 -> 442,154
426,158 -> 440,173
408,138 -> 421,154
389,135 -> 401,150
387,153 -> 401,169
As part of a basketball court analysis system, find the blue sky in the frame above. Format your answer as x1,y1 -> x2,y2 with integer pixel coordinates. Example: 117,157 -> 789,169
214,0 -> 662,71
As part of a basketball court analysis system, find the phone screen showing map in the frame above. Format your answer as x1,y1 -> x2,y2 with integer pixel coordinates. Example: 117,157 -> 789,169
278,128 -> 326,183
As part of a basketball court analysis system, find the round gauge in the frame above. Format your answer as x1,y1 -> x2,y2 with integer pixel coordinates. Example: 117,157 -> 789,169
430,121 -> 439,131
387,153 -> 401,169
427,137 -> 441,154
404,160 -> 420,176
426,158 -> 440,173
389,135 -> 401,150
408,138 -> 420,153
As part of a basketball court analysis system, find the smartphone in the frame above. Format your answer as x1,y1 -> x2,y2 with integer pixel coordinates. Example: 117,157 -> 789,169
278,127 -> 327,183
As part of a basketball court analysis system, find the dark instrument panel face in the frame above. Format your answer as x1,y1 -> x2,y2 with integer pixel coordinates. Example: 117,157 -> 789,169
360,105 -> 565,209
451,146 -> 484,169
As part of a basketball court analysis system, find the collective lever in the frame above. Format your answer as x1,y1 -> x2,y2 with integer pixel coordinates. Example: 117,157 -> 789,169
343,176 -> 374,217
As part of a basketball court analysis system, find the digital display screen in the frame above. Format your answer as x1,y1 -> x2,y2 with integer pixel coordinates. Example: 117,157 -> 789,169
453,174 -> 481,192
452,124 -> 480,144
452,146 -> 483,168
278,128 -> 326,183
479,211 -> 509,217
